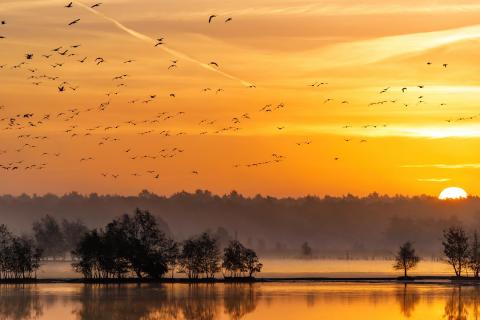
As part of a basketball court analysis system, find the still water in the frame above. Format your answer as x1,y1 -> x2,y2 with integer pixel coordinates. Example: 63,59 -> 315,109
1,282 -> 480,320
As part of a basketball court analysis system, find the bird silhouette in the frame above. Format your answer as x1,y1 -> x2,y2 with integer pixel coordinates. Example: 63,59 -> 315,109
65,2 -> 73,8
68,19 -> 80,26
208,15 -> 217,23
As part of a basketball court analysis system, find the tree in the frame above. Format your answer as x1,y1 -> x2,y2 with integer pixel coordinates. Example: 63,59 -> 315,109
71,209 -> 176,280
469,231 -> 480,278
32,215 -> 67,260
179,232 -> 220,279
301,242 -> 313,258
442,227 -> 470,277
393,242 -> 420,278
244,248 -> 262,277
72,230 -> 102,279
61,219 -> 89,251
0,225 -> 13,279
222,240 -> 263,278
0,226 -> 42,280
223,240 -> 247,277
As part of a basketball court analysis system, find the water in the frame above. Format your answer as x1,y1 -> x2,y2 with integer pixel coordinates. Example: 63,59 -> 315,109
1,282 -> 479,319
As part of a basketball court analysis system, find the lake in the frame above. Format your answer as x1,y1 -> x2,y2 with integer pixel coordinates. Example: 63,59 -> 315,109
0,282 -> 479,319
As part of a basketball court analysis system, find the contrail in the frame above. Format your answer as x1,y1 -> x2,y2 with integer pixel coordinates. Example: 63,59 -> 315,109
73,1 -> 254,87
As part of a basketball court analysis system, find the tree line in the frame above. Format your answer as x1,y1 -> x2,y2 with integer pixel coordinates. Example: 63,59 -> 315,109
72,209 -> 263,280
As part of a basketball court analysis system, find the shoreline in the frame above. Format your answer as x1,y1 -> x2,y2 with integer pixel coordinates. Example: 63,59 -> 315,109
2,276 -> 479,285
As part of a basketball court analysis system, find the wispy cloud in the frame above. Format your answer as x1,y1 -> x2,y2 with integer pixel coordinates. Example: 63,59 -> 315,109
417,178 -> 451,182
316,23 -> 480,66
403,164 -> 480,169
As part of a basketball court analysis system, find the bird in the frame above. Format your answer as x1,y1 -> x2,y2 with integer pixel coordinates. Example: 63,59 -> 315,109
68,19 -> 80,26
1,21 -> 6,25
91,3 -> 102,8
25,53 -> 34,60
225,17 -> 233,23
209,61 -> 219,68
443,64 -> 448,68
65,2 -> 73,8
208,15 -> 217,23
401,87 -> 407,93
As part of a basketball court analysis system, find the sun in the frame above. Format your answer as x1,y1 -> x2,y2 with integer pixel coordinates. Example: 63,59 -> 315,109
439,187 -> 468,200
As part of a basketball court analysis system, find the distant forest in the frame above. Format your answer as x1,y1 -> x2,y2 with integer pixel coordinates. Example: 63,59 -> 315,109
1,190 -> 479,257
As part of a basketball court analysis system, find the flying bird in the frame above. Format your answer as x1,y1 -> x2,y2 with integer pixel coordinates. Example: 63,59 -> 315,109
65,2 -> 73,8
68,19 -> 80,26
225,17 -> 233,23
91,3 -> 102,8
208,15 -> 217,23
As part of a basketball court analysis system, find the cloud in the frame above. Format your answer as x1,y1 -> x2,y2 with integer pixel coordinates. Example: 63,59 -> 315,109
417,178 -> 451,182
402,164 -> 480,169
316,23 -> 480,66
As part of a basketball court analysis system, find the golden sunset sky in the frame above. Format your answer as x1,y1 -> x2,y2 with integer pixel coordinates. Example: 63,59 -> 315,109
1,0 -> 480,196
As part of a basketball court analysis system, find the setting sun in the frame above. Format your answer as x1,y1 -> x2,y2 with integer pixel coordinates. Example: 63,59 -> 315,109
438,187 -> 468,200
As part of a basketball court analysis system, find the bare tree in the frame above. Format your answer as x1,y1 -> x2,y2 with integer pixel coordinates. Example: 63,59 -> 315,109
469,231 -> 480,278
393,242 -> 420,278
442,227 -> 470,277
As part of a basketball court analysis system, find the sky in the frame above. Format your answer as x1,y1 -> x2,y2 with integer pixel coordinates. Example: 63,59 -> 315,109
1,0 -> 480,197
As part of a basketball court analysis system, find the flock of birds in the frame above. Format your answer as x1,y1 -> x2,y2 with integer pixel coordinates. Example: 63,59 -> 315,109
0,1 -> 466,185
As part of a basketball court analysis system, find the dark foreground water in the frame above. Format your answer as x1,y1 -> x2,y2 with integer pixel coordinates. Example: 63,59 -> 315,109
1,282 -> 480,319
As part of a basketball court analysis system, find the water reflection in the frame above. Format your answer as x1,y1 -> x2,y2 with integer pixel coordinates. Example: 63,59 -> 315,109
71,284 -> 257,320
3,283 -> 480,319
396,284 -> 420,318
0,285 -> 44,320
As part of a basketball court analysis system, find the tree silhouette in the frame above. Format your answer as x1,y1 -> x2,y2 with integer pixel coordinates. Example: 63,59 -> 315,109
393,242 -> 420,278
179,232 -> 220,279
469,231 -> 480,278
72,209 -> 177,280
32,215 -> 66,260
443,227 -> 470,277
301,242 -> 313,258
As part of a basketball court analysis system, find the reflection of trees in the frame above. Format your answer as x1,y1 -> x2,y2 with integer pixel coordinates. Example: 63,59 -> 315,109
73,283 -> 258,320
0,285 -> 44,320
396,284 -> 420,318
223,284 -> 258,320
444,286 -> 468,320
73,284 -> 167,320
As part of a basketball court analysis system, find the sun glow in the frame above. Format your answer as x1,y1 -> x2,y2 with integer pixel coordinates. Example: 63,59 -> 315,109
438,187 -> 468,200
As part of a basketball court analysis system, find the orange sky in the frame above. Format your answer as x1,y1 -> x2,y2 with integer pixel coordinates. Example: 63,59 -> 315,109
1,0 -> 480,197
